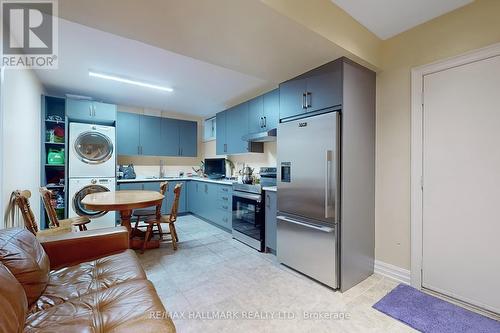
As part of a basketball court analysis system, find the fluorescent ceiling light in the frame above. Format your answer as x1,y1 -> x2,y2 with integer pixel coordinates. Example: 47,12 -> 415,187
89,71 -> 173,92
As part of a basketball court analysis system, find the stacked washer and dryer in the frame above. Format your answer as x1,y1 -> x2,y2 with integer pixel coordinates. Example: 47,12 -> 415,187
68,122 -> 116,230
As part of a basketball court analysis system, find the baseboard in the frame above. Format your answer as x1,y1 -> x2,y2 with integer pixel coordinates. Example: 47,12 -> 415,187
374,260 -> 411,285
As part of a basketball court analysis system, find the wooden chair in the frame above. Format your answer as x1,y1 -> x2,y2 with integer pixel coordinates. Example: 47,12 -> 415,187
39,187 -> 91,231
142,183 -> 182,253
14,190 -> 74,237
133,181 -> 168,235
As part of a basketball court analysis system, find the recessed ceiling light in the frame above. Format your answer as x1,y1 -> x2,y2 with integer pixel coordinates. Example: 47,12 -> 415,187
89,71 -> 173,92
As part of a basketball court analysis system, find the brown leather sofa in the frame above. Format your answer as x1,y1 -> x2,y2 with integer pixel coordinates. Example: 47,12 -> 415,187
0,226 -> 175,332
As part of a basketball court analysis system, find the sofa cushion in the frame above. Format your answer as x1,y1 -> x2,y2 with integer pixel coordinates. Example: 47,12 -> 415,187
0,228 -> 49,305
24,280 -> 175,332
30,249 -> 147,313
0,263 -> 28,333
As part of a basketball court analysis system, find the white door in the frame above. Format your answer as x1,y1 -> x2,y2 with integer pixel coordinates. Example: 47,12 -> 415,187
422,55 -> 500,314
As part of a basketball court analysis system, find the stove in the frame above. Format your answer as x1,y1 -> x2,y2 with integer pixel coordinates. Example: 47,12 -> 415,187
231,167 -> 276,251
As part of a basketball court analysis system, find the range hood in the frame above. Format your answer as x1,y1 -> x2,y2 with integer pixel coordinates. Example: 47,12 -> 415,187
242,128 -> 277,142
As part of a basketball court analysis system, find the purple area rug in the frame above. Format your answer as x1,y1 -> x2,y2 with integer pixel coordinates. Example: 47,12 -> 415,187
373,284 -> 500,333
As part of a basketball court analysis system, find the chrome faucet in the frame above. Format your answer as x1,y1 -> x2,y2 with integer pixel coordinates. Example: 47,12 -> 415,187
159,160 -> 165,178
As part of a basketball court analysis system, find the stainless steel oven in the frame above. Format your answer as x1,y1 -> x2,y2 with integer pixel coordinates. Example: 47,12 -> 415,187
232,184 -> 265,251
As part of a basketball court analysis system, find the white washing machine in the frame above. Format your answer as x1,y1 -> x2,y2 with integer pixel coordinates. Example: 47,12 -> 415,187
69,178 -> 116,230
69,123 -> 116,178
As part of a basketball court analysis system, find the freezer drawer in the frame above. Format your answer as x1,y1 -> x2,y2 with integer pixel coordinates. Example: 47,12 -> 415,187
277,215 -> 338,289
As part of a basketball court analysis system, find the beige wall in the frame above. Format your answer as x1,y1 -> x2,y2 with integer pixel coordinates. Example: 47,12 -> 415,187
203,140 -> 277,177
1,68 -> 45,225
375,0 -> 500,269
262,0 -> 381,69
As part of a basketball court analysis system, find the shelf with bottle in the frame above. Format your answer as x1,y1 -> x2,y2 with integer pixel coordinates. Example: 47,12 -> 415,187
49,188 -> 65,221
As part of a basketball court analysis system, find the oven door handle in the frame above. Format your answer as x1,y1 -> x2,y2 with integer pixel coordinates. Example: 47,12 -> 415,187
232,192 -> 261,202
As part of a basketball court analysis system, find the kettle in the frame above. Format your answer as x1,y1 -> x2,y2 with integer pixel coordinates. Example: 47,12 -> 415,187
239,164 -> 254,184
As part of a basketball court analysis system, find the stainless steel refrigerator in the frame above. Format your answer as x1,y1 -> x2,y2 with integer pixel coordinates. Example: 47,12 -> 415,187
276,61 -> 375,292
277,111 -> 341,288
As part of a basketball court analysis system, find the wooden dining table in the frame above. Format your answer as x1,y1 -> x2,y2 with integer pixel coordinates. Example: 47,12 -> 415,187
81,190 -> 164,250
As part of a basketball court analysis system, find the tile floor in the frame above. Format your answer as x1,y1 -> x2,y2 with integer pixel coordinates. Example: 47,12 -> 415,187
138,215 -> 416,333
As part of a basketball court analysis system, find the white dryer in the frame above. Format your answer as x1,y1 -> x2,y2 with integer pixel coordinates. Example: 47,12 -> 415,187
69,178 -> 116,230
69,123 -> 116,178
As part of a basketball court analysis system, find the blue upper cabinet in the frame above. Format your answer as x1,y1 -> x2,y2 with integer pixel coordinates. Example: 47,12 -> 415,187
66,99 -> 116,124
116,112 -> 197,157
226,103 -> 249,154
117,112 -> 141,155
247,89 -> 279,133
160,118 -> 179,156
92,102 -> 117,124
216,111 -> 227,155
279,59 -> 343,120
248,95 -> 264,134
279,78 -> 307,120
304,68 -> 342,113
178,120 -> 197,157
140,115 -> 162,156
66,99 -> 94,123
263,89 -> 279,130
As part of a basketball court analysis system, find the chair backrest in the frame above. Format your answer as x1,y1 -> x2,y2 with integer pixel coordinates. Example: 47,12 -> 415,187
159,181 -> 168,195
168,183 -> 183,223
39,187 -> 59,228
13,191 -> 38,235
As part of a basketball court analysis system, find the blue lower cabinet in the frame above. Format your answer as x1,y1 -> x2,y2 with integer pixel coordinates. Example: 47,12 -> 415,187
119,180 -> 232,229
142,182 -> 167,214
265,191 -> 277,252
116,182 -> 143,224
216,210 -> 232,230
118,183 -> 143,190
167,181 -> 187,214
187,181 -> 201,214
186,181 -> 232,230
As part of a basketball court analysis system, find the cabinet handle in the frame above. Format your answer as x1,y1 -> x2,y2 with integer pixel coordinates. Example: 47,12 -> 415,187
263,116 -> 267,128
224,143 -> 227,153
302,93 -> 307,109
306,92 -> 312,108
266,194 -> 270,208
181,147 -> 183,156
137,146 -> 140,155
92,105 -> 96,117
89,106 -> 92,116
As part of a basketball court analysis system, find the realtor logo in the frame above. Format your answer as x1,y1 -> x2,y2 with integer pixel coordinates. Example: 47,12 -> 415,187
1,0 -> 58,68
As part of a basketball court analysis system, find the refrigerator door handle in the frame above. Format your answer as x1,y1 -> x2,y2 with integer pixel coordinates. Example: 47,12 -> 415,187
277,216 -> 334,233
325,150 -> 333,218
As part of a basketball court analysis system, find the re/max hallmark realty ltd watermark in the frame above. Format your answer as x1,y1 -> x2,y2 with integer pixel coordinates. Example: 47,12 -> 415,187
1,0 -> 58,68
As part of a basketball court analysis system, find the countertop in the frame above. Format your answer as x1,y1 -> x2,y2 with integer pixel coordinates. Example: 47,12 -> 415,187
262,186 -> 277,192
117,176 -> 234,186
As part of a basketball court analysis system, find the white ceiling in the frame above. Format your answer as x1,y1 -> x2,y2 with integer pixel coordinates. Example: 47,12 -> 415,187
34,0 -> 350,118
35,19 -> 266,117
331,0 -> 473,39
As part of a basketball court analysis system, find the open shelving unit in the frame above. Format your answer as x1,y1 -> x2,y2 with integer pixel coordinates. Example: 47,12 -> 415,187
40,95 -> 67,229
